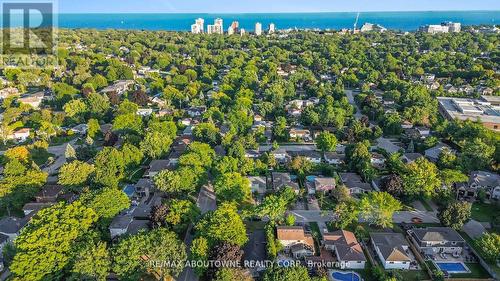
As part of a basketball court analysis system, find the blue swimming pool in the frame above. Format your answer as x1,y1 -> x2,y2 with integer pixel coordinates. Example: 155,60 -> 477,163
331,271 -> 361,281
306,175 -> 317,182
435,262 -> 470,273
122,185 -> 135,197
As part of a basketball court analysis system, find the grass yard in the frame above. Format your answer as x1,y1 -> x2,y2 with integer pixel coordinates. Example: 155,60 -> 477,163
460,231 -> 499,278
471,202 -> 500,223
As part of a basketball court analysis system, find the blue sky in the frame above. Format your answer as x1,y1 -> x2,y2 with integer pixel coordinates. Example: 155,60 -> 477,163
59,0 -> 500,13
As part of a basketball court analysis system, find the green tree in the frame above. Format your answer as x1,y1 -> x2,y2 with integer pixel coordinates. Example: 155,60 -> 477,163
70,242 -> 111,281
359,192 -> 402,228
165,199 -> 200,230
82,187 -> 131,220
10,202 -> 98,281
316,131 -> 338,152
195,202 -> 248,247
58,160 -> 95,188
190,237 -> 209,276
140,131 -> 173,159
213,172 -> 251,205
438,201 -> 471,230
474,233 -> 500,263
87,118 -> 100,139
334,200 -> 360,229
459,138 -> 495,172
112,228 -> 186,280
256,194 -> 289,222
402,157 -> 441,198
112,113 -> 143,135
263,265 -> 312,281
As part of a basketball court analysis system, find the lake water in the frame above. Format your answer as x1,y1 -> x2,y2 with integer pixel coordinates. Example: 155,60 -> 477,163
54,11 -> 500,31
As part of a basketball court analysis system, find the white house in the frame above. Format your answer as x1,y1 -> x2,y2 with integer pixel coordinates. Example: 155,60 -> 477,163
9,128 -> 30,142
370,233 -> 412,270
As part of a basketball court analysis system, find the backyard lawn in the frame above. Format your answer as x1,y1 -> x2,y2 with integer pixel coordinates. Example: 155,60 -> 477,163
471,202 -> 500,223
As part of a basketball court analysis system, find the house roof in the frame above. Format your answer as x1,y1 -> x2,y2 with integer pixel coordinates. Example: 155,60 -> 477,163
0,233 -> 9,244
276,226 -> 315,248
370,232 -> 411,262
324,230 -> 365,262
469,171 -> 500,188
402,153 -> 424,163
425,143 -> 452,160
0,217 -> 28,234
110,215 -> 132,229
314,178 -> 336,191
148,160 -> 170,173
36,185 -> 64,199
411,227 -> 464,243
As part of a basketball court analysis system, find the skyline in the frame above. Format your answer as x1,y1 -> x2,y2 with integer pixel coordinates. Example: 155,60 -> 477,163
59,0 -> 500,14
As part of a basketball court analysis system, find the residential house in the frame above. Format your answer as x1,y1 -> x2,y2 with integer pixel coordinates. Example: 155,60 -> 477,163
339,173 -> 372,194
323,230 -> 366,269
424,143 -> 452,163
289,150 -> 322,164
9,128 -> 31,142
370,153 -> 386,168
314,177 -> 336,193
271,148 -> 290,163
146,160 -> 171,178
289,128 -> 311,141
271,172 -> 299,193
18,92 -> 44,109
324,152 -> 345,165
137,108 -> 153,117
401,153 -> 424,164
415,127 -> 431,138
35,185 -> 64,203
248,176 -> 267,195
0,217 -> 29,240
0,87 -> 19,99
370,233 -> 412,270
458,171 -> 500,200
186,106 -> 207,117
408,227 -> 465,256
100,80 -> 134,96
109,215 -> 133,238
245,150 -> 262,159
277,226 -> 315,259
71,124 -> 88,135
22,202 -> 54,216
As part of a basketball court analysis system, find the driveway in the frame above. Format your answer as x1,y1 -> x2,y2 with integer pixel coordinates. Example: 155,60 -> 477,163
196,185 -> 217,214
346,89 -> 363,120
178,185 -> 217,281
462,220 -> 487,239
42,139 -> 79,176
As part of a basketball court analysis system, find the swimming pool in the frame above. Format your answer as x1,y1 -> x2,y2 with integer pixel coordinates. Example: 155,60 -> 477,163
331,271 -> 362,281
122,185 -> 135,197
434,262 -> 470,274
306,175 -> 317,182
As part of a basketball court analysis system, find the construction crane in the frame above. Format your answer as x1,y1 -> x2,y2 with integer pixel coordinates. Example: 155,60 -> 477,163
353,12 -> 360,33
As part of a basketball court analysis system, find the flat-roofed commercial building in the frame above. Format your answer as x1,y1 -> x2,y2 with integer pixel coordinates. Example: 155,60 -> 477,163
437,97 -> 500,131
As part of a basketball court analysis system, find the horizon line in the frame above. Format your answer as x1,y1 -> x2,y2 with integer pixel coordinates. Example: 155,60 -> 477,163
56,9 -> 500,15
